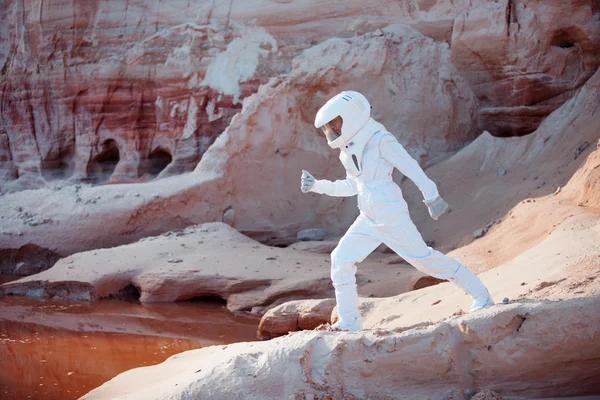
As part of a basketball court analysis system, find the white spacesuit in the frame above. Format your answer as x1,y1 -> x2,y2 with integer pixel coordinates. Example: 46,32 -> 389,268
301,91 -> 494,331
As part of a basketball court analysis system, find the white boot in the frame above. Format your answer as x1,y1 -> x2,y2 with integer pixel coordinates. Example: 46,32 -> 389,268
449,265 -> 494,312
330,283 -> 362,332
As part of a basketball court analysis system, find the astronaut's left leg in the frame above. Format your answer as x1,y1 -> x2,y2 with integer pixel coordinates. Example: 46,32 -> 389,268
330,213 -> 382,331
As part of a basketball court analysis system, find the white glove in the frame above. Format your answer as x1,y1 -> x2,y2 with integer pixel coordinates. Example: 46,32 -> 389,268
423,195 -> 449,220
301,170 -> 316,193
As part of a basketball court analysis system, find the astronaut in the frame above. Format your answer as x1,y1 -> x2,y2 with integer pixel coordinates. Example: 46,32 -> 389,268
301,91 -> 494,331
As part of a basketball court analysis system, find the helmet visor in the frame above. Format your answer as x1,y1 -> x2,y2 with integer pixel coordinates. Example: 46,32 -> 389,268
319,116 -> 343,143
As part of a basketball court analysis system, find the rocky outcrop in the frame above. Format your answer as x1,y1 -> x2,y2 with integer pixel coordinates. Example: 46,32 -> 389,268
0,223 -> 335,311
400,63 -> 600,258
81,297 -> 600,400
450,0 -> 600,136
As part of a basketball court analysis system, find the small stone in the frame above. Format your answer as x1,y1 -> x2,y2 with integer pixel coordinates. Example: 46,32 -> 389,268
222,208 -> 235,226
297,228 -> 326,242
473,228 -> 487,239
266,257 -> 277,261
520,282 -> 526,286
167,259 -> 183,263
432,300 -> 441,305
251,306 -> 267,315
471,389 -> 504,400
573,141 -> 590,159
502,297 -> 509,304
497,168 -> 506,176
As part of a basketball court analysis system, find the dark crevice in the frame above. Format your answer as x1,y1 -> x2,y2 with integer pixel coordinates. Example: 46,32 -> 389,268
506,0 -> 517,37
0,245 -> 62,276
516,315 -> 527,332
180,295 -> 227,305
550,28 -> 583,50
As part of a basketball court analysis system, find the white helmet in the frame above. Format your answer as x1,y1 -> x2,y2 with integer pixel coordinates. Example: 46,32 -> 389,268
314,91 -> 371,149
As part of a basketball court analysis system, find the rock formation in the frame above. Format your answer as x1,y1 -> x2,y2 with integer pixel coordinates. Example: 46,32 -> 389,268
81,297 -> 600,400
3,0 -> 597,192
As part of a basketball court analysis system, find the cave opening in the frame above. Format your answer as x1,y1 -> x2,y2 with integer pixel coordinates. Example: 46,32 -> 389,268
86,139 -> 120,183
42,144 -> 75,180
550,28 -> 580,50
107,284 -> 142,301
147,148 -> 172,178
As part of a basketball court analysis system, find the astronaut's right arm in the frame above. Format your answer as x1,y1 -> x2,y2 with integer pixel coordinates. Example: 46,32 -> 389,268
310,174 -> 358,197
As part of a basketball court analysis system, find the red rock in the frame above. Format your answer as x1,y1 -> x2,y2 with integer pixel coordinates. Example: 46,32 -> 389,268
257,299 -> 336,339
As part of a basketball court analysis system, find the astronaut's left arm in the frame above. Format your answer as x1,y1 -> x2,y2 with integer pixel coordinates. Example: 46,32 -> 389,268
379,132 -> 439,202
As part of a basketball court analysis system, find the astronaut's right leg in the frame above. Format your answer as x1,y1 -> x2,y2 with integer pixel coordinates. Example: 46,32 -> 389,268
380,212 -> 493,312
330,213 -> 382,331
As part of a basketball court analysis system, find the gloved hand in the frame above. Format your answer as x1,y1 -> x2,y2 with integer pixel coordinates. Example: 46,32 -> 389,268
423,195 -> 449,220
301,170 -> 316,193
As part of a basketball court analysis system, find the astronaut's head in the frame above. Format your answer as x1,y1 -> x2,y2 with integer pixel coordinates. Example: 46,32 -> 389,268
314,91 -> 371,149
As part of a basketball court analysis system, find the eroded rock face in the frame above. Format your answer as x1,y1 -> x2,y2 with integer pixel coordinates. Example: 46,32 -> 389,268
0,4 -> 274,192
451,0 -> 600,136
